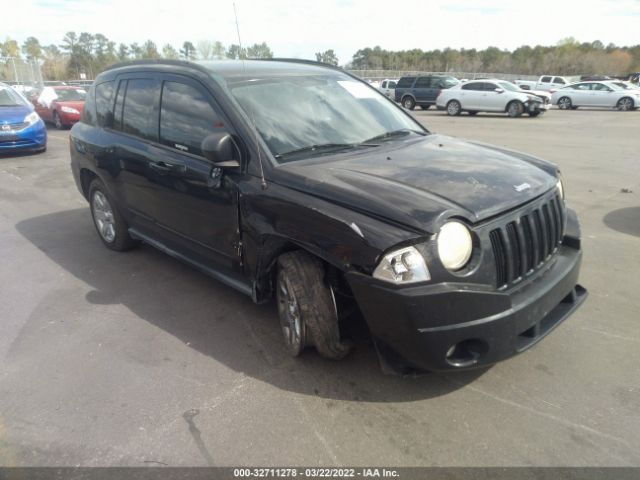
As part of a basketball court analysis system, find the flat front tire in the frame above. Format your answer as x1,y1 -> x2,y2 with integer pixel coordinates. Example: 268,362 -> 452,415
276,251 -> 352,359
89,179 -> 138,251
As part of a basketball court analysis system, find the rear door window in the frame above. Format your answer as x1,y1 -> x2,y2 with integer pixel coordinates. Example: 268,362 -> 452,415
462,82 -> 484,91
553,77 -> 566,84
414,77 -> 432,88
160,81 -> 223,157
120,78 -> 160,142
396,77 -> 416,88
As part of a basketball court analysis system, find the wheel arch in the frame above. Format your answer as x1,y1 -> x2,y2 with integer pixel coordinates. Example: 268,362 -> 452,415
79,168 -> 99,200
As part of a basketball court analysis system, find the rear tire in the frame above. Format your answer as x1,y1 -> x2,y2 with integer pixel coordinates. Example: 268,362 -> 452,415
557,96 -> 572,110
507,101 -> 524,118
89,179 -> 138,252
420,105 -> 430,110
277,251 -> 353,359
446,100 -> 461,116
401,96 -> 416,110
467,111 -> 478,116
529,111 -> 543,117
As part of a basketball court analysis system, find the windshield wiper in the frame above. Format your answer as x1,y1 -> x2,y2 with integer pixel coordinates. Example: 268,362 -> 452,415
275,143 -> 375,160
361,128 -> 427,145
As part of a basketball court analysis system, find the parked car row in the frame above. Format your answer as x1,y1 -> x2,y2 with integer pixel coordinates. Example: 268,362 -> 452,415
388,72 -> 639,117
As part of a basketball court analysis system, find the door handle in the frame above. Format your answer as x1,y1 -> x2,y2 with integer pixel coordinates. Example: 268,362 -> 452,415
149,161 -> 185,174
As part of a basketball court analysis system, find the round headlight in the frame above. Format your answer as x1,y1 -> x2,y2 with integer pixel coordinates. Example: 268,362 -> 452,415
437,221 -> 473,271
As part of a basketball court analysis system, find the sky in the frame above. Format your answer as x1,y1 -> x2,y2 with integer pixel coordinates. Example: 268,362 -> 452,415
8,0 -> 640,64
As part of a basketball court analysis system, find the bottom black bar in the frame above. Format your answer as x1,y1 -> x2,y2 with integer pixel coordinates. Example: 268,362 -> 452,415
1,467 -> 639,480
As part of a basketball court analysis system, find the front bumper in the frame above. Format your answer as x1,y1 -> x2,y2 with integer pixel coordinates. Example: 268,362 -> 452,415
0,120 -> 47,153
59,111 -> 81,126
346,243 -> 586,372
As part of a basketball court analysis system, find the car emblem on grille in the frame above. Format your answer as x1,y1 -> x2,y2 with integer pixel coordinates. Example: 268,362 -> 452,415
1,125 -> 10,131
514,182 -> 531,192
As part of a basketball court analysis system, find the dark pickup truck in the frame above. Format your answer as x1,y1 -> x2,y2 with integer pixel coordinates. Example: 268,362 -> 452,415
394,75 -> 459,110
70,59 -> 586,373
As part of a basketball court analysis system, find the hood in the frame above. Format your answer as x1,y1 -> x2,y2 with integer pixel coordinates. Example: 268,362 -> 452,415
274,134 -> 558,233
56,100 -> 85,112
0,104 -> 33,124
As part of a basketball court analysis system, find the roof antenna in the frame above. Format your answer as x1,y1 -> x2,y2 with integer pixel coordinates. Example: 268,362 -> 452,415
234,2 -> 268,190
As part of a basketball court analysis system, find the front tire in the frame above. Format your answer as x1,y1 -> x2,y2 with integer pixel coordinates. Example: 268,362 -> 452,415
402,96 -> 416,110
507,101 -> 524,118
446,100 -> 461,116
617,97 -> 634,111
53,111 -> 64,130
529,111 -> 543,117
89,179 -> 138,251
420,105 -> 430,110
276,251 -> 352,359
467,111 -> 478,116
557,96 -> 572,110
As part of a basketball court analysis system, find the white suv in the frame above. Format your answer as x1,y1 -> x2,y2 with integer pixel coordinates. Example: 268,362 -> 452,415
436,79 -> 550,118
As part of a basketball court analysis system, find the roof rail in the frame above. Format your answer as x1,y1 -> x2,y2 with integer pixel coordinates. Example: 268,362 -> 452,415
103,58 -> 200,72
257,57 -> 342,70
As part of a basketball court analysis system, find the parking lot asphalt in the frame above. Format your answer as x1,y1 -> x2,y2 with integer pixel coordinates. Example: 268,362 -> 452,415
1,109 -> 639,467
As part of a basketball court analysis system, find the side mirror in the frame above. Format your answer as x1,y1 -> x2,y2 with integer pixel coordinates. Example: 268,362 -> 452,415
494,88 -> 504,93
201,132 -> 240,167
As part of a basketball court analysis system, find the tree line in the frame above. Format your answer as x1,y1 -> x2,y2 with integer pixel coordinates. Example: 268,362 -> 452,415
347,39 -> 640,76
1,33 -> 283,80
1,33 -> 341,81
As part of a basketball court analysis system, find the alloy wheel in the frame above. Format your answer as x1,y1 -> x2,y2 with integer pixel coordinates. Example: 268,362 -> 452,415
92,190 -> 116,243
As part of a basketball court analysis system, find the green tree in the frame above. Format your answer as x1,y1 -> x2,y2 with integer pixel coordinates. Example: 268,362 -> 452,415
180,41 -> 196,60
162,44 -> 179,59
315,49 -> 338,65
117,43 -> 129,61
22,37 -> 42,60
1,38 -> 21,57
141,40 -> 160,59
226,44 -> 246,60
246,42 -> 273,59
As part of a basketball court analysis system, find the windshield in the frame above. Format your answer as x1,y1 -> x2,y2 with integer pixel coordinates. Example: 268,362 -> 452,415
56,89 -> 87,101
227,72 -> 425,162
0,86 -> 28,107
498,82 -> 520,92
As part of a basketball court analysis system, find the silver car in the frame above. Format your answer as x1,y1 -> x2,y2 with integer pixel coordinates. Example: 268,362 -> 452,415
435,79 -> 550,118
551,81 -> 640,111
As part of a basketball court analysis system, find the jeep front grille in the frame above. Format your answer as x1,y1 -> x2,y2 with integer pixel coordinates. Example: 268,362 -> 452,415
489,195 -> 565,288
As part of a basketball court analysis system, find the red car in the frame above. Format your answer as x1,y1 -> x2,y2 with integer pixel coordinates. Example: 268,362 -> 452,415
33,86 -> 87,129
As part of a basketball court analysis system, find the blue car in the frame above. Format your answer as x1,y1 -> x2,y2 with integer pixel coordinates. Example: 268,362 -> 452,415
0,82 -> 47,154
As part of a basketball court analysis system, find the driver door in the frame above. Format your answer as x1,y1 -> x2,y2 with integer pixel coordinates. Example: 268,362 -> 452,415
151,75 -> 241,270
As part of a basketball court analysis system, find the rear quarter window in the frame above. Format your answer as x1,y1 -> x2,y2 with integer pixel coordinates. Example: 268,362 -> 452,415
80,86 -> 96,125
95,81 -> 115,127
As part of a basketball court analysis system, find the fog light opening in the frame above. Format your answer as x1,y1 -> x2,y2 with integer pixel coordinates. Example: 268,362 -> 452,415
445,339 -> 488,368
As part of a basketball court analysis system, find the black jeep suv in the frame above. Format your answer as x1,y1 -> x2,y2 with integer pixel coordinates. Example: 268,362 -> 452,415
70,59 -> 586,373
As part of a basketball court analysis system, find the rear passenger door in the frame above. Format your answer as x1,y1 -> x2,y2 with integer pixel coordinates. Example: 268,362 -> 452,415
412,76 -> 432,104
459,82 -> 484,109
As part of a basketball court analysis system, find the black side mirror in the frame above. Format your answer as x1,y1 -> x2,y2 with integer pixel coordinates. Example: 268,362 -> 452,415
201,133 -> 240,167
